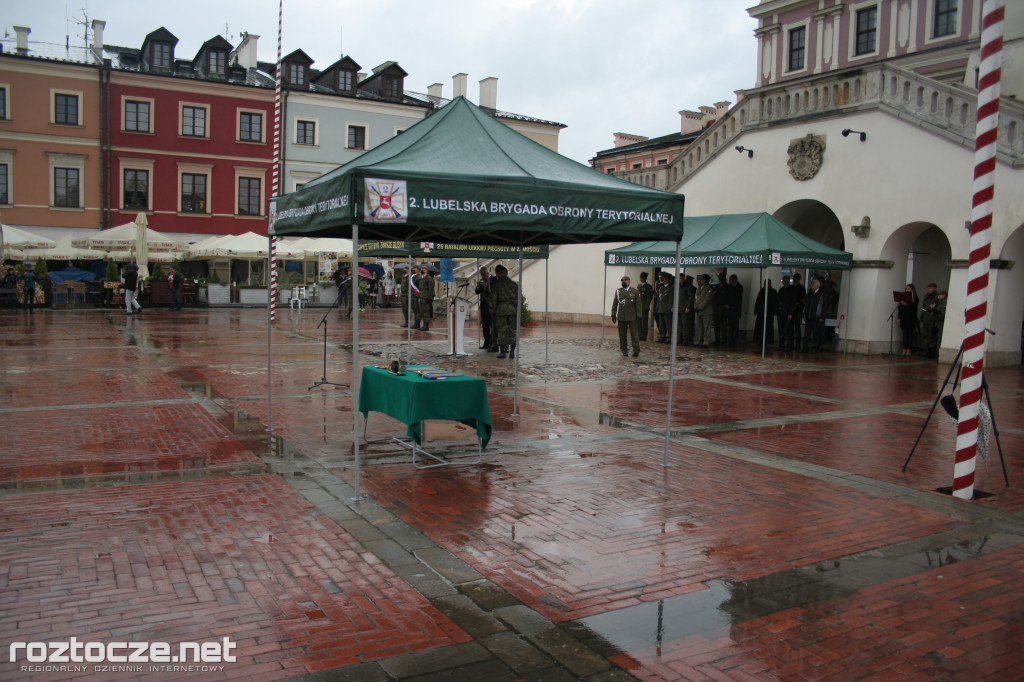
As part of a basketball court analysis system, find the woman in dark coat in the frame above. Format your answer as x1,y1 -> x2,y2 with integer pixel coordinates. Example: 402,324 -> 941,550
897,283 -> 919,356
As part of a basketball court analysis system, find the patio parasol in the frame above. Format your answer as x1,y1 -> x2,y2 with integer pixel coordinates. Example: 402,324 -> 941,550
1,223 -> 56,261
135,213 -> 150,278
72,221 -> 187,278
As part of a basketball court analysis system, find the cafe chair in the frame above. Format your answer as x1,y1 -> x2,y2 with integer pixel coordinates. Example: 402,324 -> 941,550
290,286 -> 308,310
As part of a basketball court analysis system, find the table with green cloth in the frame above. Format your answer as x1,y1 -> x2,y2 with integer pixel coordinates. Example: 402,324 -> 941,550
358,365 -> 492,449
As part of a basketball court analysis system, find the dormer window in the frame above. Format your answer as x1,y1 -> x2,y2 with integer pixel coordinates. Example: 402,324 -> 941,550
209,50 -> 226,76
338,70 -> 354,92
289,63 -> 306,87
383,76 -> 401,98
153,42 -> 172,69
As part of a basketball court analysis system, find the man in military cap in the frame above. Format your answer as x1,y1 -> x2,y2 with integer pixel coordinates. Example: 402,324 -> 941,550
637,272 -> 655,341
415,264 -> 435,331
654,271 -> 674,342
693,274 -> 715,348
491,264 -> 519,358
397,267 -> 411,328
679,274 -> 696,346
611,275 -> 643,356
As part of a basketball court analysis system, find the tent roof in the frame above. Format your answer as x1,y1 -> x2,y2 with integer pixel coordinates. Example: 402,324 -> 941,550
192,232 -> 304,260
71,222 -> 188,251
605,213 -> 852,270
359,241 -> 548,259
269,96 -> 685,246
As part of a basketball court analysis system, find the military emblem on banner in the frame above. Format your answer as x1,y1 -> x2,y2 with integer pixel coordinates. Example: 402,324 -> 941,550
365,179 -> 408,223
771,252 -> 781,265
420,242 -> 434,252
268,201 -> 277,234
608,254 -> 617,264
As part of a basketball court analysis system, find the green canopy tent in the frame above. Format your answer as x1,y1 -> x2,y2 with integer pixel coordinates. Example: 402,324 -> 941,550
268,96 -> 686,492
358,241 -> 553,362
604,213 -> 853,357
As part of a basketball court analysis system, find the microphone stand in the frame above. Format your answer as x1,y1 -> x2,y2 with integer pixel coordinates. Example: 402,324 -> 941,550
882,304 -> 900,357
308,285 -> 350,390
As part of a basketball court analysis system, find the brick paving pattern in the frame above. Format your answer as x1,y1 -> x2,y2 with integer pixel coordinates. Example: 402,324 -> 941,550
0,475 -> 470,681
1,308 -> 1022,681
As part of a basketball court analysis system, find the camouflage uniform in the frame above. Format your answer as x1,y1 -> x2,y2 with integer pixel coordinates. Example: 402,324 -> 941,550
398,272 -> 410,327
491,273 -> 519,357
637,276 -> 655,341
678,277 -> 696,345
654,276 -> 673,342
693,278 -> 715,346
415,271 -> 435,330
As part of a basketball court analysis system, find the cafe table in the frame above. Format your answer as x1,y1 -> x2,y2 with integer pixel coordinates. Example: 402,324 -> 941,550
358,364 -> 492,468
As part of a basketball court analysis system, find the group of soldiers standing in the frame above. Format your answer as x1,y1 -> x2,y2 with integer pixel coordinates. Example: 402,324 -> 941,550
396,264 -> 436,332
475,265 -> 520,358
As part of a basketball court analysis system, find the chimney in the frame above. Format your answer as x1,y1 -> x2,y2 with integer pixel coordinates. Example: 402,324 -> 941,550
233,32 -> 259,70
452,72 -> 468,99
357,71 -> 367,84
91,20 -> 105,51
13,26 -> 30,55
478,76 -> 497,110
427,82 -> 443,103
679,109 -> 703,134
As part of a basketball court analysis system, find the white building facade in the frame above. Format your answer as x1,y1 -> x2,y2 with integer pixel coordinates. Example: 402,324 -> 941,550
527,0 -> 1024,365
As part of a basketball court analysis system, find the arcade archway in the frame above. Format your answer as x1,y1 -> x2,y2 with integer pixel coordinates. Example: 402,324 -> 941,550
773,200 -> 845,250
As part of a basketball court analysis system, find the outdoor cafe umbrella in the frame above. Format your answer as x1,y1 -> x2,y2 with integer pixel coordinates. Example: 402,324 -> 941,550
72,221 -> 187,279
1,224 -> 56,260
135,213 -> 150,278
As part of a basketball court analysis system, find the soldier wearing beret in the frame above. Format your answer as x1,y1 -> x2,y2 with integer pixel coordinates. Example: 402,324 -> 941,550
693,274 -> 715,347
611,275 -> 643,357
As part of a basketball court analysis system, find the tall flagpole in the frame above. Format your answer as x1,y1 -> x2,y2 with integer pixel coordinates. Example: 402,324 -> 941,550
955,0 -> 1004,501
266,0 -> 284,434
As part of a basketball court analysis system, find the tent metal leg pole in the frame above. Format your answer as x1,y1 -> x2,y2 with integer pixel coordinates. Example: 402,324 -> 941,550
843,270 -> 852,355
602,264 -> 607,341
513,246 -> 523,417
762,268 -> 767,359
353,226 -> 363,501
267,235 -> 273,435
476,258 -> 480,349
663,239 -> 683,468
406,255 -> 412,364
545,256 -> 549,364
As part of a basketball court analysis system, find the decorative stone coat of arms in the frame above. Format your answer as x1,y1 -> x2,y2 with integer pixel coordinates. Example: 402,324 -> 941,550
787,134 -> 826,181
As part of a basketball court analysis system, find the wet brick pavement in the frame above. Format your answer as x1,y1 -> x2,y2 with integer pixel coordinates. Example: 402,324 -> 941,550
1,307 -> 1022,681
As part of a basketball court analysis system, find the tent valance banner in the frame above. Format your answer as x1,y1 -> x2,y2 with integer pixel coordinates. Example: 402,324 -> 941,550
604,213 -> 852,270
359,240 -> 549,259
268,97 -> 684,245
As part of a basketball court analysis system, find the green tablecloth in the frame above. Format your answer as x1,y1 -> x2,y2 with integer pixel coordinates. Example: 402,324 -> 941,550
358,365 -> 492,448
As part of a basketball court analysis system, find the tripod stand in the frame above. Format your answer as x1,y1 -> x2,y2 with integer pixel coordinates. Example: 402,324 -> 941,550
308,287 -> 350,390
902,341 -> 1008,487
882,305 -> 899,357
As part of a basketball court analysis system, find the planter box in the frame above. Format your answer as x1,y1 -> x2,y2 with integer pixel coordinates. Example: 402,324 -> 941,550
206,283 -> 230,305
238,288 -> 269,305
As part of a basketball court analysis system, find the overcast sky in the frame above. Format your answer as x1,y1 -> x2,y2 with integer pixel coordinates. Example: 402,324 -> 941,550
7,0 -> 759,164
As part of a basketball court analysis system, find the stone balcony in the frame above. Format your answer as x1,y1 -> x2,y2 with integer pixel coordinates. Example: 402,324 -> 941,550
613,62 -> 1024,190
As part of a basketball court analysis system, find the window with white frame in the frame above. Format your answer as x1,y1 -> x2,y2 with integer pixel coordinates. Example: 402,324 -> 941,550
181,173 -> 207,212
933,0 -> 958,38
48,152 -> 85,208
181,104 -> 208,137
152,42 -> 172,69
788,26 -> 807,71
124,99 -> 151,132
288,63 -> 306,87
854,5 -> 878,56
237,177 -> 261,215
119,158 -> 155,211
295,119 -> 316,145
347,124 -> 366,150
209,50 -> 227,76
52,91 -> 81,125
383,76 -> 401,98
338,70 -> 354,92
238,110 -> 263,143
0,85 -> 7,120
0,163 -> 8,204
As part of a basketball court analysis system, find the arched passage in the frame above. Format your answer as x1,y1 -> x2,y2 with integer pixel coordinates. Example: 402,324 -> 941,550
993,222 -> 1024,364
773,199 -> 845,250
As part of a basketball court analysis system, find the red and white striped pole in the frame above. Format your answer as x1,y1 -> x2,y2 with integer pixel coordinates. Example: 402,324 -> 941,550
269,0 -> 284,324
955,0 -> 1004,501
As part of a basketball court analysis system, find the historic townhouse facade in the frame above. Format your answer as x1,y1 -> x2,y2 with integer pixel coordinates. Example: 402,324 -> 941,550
0,26 -> 103,238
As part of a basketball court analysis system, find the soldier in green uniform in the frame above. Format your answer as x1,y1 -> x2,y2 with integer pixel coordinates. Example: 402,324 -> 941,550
693,273 -> 715,348
415,264 -> 434,331
636,272 -> 655,341
920,283 -> 944,359
655,272 -> 673,342
491,264 -> 519,358
611,275 -> 643,356
398,268 -> 411,328
678,274 -> 696,346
